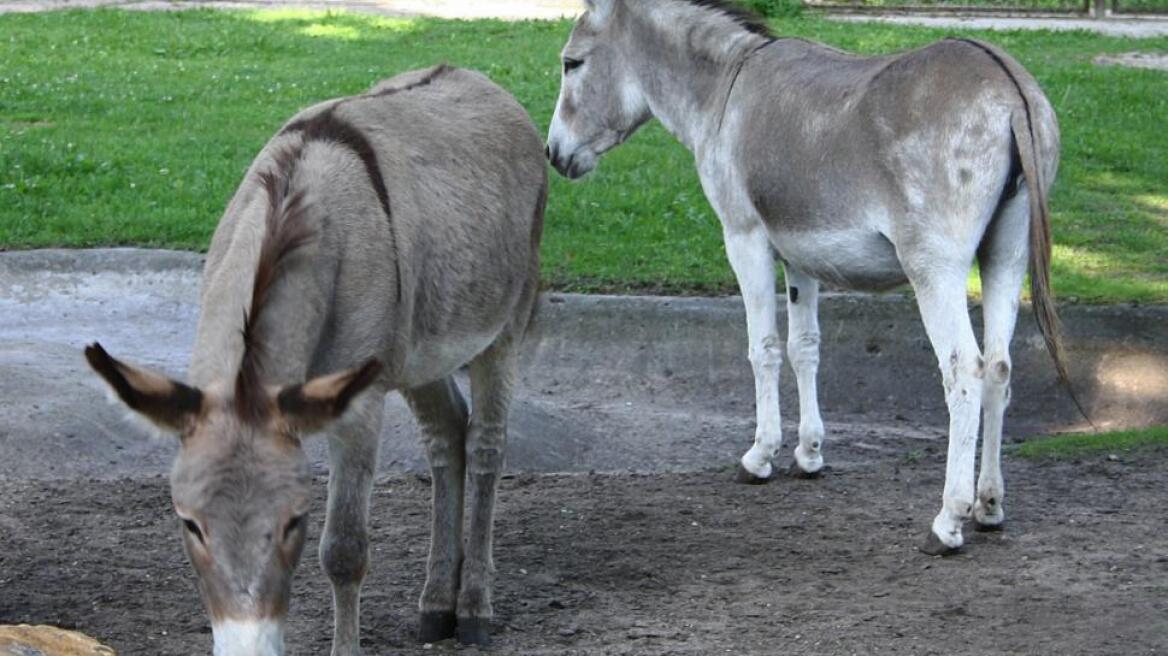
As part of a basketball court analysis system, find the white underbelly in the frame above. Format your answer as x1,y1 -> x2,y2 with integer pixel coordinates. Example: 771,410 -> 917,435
773,227 -> 907,291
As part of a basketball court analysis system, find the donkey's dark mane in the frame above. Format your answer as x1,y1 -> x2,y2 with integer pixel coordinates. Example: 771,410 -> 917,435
683,0 -> 775,39
235,145 -> 315,424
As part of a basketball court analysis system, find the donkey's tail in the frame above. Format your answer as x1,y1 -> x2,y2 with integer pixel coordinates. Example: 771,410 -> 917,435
955,38 -> 1089,423
522,168 -> 550,337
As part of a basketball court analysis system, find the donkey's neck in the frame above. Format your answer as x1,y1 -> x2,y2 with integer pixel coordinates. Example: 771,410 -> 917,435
622,1 -> 770,152
189,197 -> 329,390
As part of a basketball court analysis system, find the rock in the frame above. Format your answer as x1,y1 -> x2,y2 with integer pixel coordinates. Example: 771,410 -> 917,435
0,625 -> 115,655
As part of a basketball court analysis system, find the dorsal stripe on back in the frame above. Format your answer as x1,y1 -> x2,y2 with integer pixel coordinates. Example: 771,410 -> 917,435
281,110 -> 392,222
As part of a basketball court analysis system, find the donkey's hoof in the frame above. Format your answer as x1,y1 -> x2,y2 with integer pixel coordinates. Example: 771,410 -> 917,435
974,519 -> 1006,533
919,531 -> 962,557
418,611 -> 457,643
735,463 -> 774,485
788,461 -> 824,479
457,617 -> 491,647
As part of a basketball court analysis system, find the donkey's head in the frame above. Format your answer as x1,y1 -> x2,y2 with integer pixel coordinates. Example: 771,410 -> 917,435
547,0 -> 651,179
85,342 -> 380,656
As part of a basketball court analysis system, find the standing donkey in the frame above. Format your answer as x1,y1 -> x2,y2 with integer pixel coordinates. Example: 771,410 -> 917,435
546,0 -> 1068,555
86,64 -> 546,654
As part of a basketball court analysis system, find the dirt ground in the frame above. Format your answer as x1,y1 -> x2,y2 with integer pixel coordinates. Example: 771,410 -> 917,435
1,436 -> 1165,656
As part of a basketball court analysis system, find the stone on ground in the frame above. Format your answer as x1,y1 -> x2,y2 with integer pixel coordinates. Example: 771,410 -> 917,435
0,625 -> 115,656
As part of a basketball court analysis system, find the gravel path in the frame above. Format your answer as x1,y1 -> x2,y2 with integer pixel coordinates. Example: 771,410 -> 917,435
3,444 -> 1165,655
827,13 -> 1168,38
3,0 -> 1167,40
0,0 -> 581,19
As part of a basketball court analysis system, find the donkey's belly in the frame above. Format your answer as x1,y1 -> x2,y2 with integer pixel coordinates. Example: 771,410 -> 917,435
772,227 -> 907,291
397,328 -> 503,388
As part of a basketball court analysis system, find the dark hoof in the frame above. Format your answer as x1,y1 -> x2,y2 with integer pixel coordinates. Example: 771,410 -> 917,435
735,463 -> 773,485
457,617 -> 491,647
919,531 -> 962,557
788,462 -> 824,479
418,610 -> 457,643
974,519 -> 1005,533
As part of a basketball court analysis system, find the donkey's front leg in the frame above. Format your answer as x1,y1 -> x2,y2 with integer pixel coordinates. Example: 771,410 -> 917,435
457,340 -> 519,646
783,266 -> 825,476
320,393 -> 386,656
403,377 -> 469,643
723,222 -> 784,483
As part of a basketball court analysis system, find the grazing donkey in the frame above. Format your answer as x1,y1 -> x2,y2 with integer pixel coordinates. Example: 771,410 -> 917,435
86,64 -> 546,654
546,0 -> 1068,555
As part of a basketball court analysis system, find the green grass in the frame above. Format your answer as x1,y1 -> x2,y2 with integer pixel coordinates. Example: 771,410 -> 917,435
1012,426 -> 1168,458
1,9 -> 1166,299
1117,0 -> 1168,10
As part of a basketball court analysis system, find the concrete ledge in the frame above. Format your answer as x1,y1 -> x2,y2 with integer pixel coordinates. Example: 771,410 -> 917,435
527,290 -> 1168,435
2,249 -> 1164,479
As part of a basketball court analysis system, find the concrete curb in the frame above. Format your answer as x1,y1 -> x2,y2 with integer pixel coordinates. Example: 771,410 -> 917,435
825,13 -> 1168,38
2,249 -> 1165,479
0,0 -> 583,19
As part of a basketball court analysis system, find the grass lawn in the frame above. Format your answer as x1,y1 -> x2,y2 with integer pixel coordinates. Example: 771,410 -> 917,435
1,9 -> 1165,300
1012,425 -> 1168,458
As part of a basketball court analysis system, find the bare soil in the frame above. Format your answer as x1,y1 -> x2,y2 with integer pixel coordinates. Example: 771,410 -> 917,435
1,440 -> 1166,656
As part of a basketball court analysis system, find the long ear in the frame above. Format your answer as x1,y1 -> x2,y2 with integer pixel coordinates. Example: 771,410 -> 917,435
276,359 -> 383,435
584,0 -> 614,22
84,342 -> 203,433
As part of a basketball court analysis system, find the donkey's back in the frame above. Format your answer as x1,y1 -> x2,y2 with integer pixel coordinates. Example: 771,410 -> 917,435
197,65 -> 547,389
736,38 -> 1058,291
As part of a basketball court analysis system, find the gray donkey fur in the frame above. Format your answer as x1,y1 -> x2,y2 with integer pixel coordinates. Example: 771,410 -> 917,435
547,0 -> 1066,556
86,64 -> 547,654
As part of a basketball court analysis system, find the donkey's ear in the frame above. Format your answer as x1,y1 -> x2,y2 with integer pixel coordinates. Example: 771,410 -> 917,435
276,358 -> 383,435
84,342 -> 203,433
584,0 -> 614,21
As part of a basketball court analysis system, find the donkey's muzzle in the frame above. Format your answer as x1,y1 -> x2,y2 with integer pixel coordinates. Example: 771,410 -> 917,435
546,143 -> 585,180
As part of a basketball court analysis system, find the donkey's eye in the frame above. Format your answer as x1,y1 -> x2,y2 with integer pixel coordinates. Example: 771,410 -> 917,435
182,518 -> 204,543
284,514 -> 306,542
563,58 -> 583,74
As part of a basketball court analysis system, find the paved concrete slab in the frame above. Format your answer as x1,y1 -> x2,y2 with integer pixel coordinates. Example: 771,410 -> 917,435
1094,51 -> 1168,70
826,13 -> 1168,37
4,0 -> 1166,38
2,249 -> 1165,480
0,0 -> 583,19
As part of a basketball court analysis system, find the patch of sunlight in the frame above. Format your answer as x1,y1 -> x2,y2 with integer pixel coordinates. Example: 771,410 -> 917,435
1133,194 -> 1168,226
300,23 -> 361,40
1084,170 -> 1145,193
242,9 -> 419,34
1053,243 -> 1116,271
967,268 -> 982,300
1135,194 -> 1168,211
1096,353 -> 1168,403
244,8 -> 337,22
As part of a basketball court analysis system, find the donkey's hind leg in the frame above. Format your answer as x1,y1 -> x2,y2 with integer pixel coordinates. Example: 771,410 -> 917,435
457,330 -> 522,646
321,392 -> 386,656
784,266 -> 825,476
403,377 -> 469,643
974,189 -> 1029,530
909,268 -> 985,555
